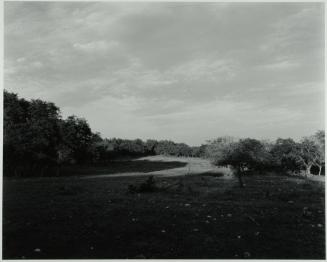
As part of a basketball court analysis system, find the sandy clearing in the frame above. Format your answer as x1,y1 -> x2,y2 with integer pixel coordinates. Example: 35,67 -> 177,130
82,156 -> 233,179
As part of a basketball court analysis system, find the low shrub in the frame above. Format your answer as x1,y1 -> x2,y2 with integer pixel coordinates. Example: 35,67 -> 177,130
127,175 -> 158,193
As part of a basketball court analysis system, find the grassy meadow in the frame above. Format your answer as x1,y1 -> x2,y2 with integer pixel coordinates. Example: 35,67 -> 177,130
3,156 -> 325,259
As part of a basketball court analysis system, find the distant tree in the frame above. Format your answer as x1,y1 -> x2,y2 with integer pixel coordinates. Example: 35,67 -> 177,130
28,99 -> 62,164
4,91 -> 31,169
270,138 -> 301,172
311,130 -> 325,175
88,132 -> 106,163
132,139 -> 146,154
294,134 -> 324,176
295,139 -> 316,176
175,143 -> 192,157
145,139 -> 158,155
190,146 -> 200,157
154,140 -> 176,155
4,91 -> 62,176
95,138 -> 117,160
271,132 -> 325,176
207,137 -> 270,188
197,144 -> 207,158
205,136 -> 236,164
59,115 -> 93,164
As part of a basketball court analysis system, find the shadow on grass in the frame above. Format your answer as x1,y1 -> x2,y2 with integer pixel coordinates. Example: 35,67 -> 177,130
58,160 -> 187,177
198,171 -> 225,177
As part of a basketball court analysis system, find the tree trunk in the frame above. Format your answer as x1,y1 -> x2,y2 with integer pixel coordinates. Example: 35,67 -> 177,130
305,164 -> 312,177
318,165 -> 322,176
237,167 -> 245,188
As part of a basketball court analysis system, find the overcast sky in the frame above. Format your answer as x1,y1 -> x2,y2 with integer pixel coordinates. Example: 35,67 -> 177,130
4,2 -> 325,145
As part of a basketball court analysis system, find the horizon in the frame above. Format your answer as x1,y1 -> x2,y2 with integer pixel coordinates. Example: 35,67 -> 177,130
4,2 -> 325,146
5,88 -> 323,147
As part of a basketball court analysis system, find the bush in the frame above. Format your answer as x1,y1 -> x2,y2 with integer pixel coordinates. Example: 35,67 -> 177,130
127,176 -> 158,193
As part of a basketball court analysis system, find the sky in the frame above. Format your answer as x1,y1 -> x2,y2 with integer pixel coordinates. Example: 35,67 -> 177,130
4,2 -> 325,146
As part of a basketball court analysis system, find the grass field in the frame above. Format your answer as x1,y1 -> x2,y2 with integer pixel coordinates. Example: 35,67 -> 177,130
3,156 -> 325,259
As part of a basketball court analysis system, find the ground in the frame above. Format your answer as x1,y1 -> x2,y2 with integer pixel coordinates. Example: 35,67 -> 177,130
3,156 -> 325,259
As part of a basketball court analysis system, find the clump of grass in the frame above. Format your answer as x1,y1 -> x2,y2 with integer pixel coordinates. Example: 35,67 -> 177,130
302,183 -> 313,190
59,185 -> 84,196
201,172 -> 225,177
128,176 -> 158,193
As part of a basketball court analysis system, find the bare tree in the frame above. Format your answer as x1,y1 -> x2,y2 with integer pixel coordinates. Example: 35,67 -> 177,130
295,132 -> 324,176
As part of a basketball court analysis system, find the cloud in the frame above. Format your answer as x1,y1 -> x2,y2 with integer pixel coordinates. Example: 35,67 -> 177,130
4,2 -> 324,145
73,40 -> 119,52
261,60 -> 299,70
167,58 -> 238,82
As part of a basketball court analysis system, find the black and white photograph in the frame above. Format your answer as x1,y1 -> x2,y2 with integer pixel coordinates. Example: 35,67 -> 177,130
2,1 -> 325,259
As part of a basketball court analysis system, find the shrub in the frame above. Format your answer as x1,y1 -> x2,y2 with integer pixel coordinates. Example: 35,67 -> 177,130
127,176 -> 158,193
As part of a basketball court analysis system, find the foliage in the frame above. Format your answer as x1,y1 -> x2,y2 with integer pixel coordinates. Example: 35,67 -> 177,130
145,139 -> 158,155
206,137 -> 272,187
4,91 -> 101,176
270,138 -> 301,172
270,133 -> 325,176
294,134 -> 324,175
128,176 -> 158,193
59,116 -> 94,164
3,90 -> 325,178
205,136 -> 237,166
209,138 -> 270,171
154,140 -> 177,155
4,91 -> 62,176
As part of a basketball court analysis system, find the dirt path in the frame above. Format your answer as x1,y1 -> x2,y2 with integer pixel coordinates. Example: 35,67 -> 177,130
82,156 -> 232,179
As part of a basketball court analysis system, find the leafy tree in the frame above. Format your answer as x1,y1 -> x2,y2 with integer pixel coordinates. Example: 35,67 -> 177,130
207,137 -> 270,187
154,140 -> 176,155
295,135 -> 324,176
197,144 -> 207,158
4,91 -> 30,169
311,130 -> 325,175
205,136 -> 236,163
190,146 -> 200,157
4,91 -> 62,176
28,99 -> 62,164
59,115 -> 93,164
175,143 -> 192,157
271,132 -> 325,176
145,139 -> 158,155
270,138 -> 301,172
131,139 -> 146,154
87,132 -> 107,164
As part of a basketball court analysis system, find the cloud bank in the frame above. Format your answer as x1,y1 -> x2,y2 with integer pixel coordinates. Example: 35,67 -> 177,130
4,2 -> 324,145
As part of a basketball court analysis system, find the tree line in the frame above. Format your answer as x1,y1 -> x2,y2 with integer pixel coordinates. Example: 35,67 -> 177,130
3,90 -> 325,178
205,133 -> 325,187
3,90 -> 203,177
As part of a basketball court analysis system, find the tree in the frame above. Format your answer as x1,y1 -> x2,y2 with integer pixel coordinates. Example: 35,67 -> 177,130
312,130 -> 325,175
190,146 -> 200,157
87,132 -> 106,164
294,133 -> 324,176
4,91 -> 30,169
154,140 -> 176,155
59,116 -> 93,164
175,143 -> 192,157
205,136 -> 236,164
145,139 -> 158,155
197,144 -> 207,158
207,137 -> 270,188
4,91 -> 62,176
132,139 -> 146,155
270,138 -> 301,172
28,99 -> 62,164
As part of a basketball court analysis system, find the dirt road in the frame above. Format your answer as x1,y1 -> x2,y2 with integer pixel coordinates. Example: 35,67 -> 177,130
82,156 -> 232,179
